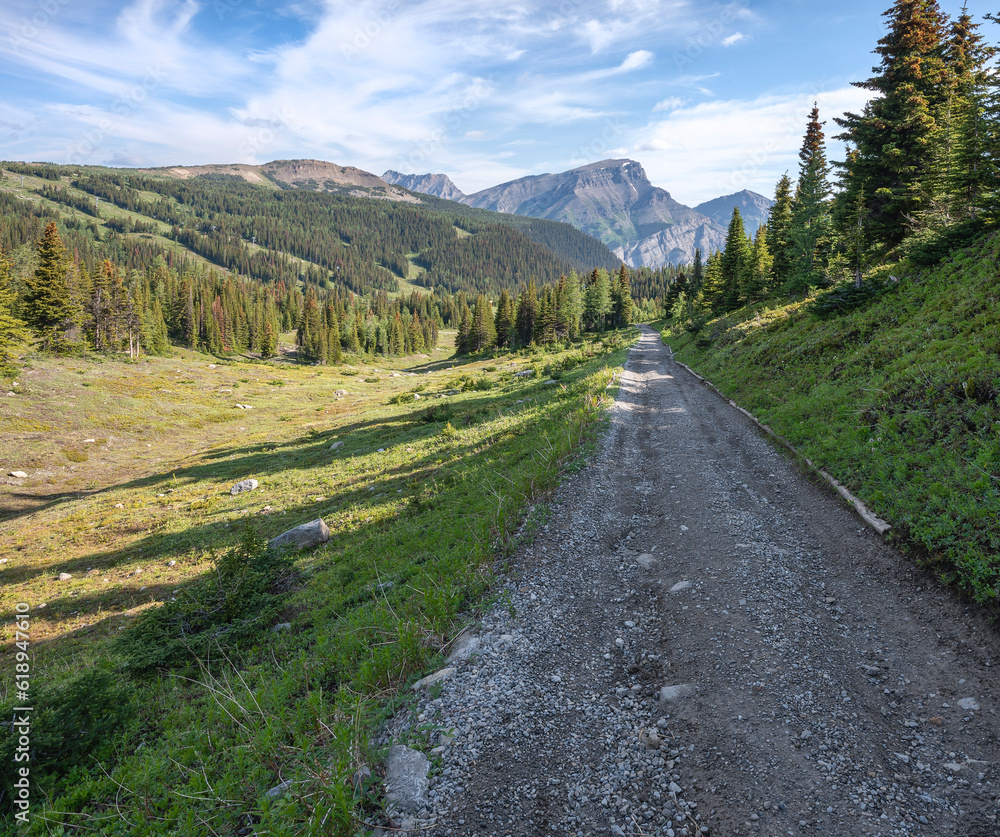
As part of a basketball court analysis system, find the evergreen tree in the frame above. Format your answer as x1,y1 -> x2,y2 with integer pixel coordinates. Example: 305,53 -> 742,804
514,281 -> 537,347
0,246 -> 30,365
690,249 -> 704,294
455,298 -> 473,353
834,0 -> 949,248
767,173 -> 795,288
561,271 -> 583,337
788,105 -> 834,294
741,226 -> 772,303
24,222 -> 80,351
718,208 -> 749,311
469,294 -> 496,352
944,6 -> 996,222
494,288 -> 516,348
583,269 -> 612,331
612,264 -> 634,326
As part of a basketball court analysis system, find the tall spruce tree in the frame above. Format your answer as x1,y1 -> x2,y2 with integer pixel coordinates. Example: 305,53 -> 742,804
718,208 -> 749,312
788,105 -> 834,294
834,0 -> 949,248
767,173 -> 795,288
24,222 -> 80,351
494,288 -> 516,348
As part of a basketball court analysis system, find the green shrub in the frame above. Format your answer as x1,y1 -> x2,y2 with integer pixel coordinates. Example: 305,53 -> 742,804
118,526 -> 296,675
0,667 -> 138,815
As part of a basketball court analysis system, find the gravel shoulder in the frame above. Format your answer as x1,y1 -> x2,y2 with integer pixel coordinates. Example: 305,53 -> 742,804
382,324 -> 1000,837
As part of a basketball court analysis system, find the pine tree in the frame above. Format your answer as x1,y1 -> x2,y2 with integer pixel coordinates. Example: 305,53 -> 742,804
741,226 -> 772,303
690,249 -> 704,294
767,173 -> 795,289
788,105 -> 834,294
514,281 -> 537,347
0,246 -> 30,365
469,294 -> 496,352
944,6 -> 996,222
613,264 -> 634,326
561,271 -> 583,337
494,288 -> 516,348
583,269 -> 612,331
834,0 -> 949,248
718,208 -> 749,311
24,222 -> 79,351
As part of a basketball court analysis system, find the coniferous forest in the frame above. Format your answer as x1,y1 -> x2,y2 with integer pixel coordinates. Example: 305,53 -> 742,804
667,1 -> 1000,329
0,162 -> 636,369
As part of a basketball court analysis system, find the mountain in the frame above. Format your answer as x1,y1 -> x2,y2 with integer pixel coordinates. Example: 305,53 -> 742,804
144,159 -> 420,203
460,159 -> 727,267
382,170 -> 466,201
695,190 -> 774,237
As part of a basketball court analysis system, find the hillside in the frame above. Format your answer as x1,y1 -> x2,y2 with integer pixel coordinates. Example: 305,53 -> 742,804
461,158 -> 729,267
0,161 -> 621,300
663,234 -> 1000,607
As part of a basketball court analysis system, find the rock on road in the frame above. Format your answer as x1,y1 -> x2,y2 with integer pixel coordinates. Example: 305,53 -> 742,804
384,325 -> 1000,837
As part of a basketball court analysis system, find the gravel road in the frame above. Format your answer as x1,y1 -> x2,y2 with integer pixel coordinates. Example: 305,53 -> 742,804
383,324 -> 1000,837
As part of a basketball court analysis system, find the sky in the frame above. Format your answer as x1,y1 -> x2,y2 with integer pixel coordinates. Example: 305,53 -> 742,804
1,0 -> 996,206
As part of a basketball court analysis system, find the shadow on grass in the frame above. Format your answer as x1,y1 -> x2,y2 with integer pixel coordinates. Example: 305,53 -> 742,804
0,384 -> 556,587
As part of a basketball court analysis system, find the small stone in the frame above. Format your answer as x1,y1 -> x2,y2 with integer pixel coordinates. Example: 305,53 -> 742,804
928,716 -> 944,726
167,560 -> 176,567
943,762 -> 965,773
265,778 -> 293,799
230,479 -> 259,496
637,553 -> 658,569
9,471 -> 27,479
58,572 -> 72,581
659,684 -> 695,702
273,622 -> 292,632
411,667 -> 456,692
670,581 -> 692,593
268,518 -> 331,552
330,441 -> 345,451
669,781 -> 683,795
384,745 -> 431,815
114,503 -> 124,508
680,525 -> 689,531
958,697 -> 980,711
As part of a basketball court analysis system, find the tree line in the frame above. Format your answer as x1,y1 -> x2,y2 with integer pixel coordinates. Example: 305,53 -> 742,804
669,0 -> 1000,329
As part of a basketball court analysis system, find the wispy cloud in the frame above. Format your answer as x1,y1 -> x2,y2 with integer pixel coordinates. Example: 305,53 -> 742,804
633,86 -> 873,205
722,32 -> 746,47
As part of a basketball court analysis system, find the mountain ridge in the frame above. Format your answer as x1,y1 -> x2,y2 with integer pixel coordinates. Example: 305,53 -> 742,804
384,159 -> 773,267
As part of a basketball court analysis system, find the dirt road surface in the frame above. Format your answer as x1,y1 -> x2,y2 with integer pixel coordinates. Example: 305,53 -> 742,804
386,325 -> 1000,837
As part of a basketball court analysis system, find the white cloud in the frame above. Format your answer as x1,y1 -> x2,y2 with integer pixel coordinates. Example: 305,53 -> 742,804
620,50 -> 655,71
632,86 -> 873,205
721,32 -> 746,47
653,96 -> 686,112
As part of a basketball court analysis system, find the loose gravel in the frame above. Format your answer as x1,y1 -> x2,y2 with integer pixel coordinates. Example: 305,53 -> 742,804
379,325 -> 1000,837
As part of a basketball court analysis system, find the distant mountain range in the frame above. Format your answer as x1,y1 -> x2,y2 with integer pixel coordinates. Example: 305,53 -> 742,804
381,170 -> 465,201
384,160 -> 773,267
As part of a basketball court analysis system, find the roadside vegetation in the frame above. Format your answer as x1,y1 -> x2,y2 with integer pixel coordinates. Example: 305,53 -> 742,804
663,233 -> 1000,608
0,329 -> 636,835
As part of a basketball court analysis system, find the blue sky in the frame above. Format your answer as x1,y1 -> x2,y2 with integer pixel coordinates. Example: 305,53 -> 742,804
1,0 -> 996,205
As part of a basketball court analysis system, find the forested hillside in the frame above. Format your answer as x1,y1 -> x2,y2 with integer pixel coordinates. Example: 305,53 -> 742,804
0,161 -> 636,367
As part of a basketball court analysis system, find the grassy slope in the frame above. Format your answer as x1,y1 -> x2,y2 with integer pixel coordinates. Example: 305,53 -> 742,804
663,235 -> 1000,607
0,330 -> 636,835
